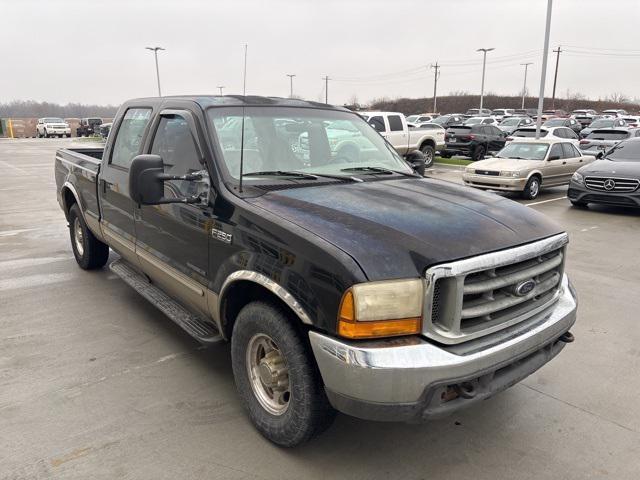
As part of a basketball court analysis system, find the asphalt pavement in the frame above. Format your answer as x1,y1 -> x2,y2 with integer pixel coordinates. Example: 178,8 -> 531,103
1,138 -> 639,479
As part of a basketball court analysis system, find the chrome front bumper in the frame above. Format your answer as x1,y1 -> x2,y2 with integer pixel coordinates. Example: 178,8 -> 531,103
309,275 -> 577,421
462,173 -> 528,191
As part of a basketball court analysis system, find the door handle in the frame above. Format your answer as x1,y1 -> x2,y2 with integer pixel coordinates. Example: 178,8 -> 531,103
562,161 -> 567,165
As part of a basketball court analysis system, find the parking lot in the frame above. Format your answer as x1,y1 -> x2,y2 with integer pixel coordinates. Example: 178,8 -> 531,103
1,138 -> 640,479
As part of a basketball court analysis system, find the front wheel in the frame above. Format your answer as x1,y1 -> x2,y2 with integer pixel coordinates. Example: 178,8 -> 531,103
44,129 -> 49,138
522,176 -> 541,200
231,301 -> 336,447
68,204 -> 109,269
419,144 -> 435,168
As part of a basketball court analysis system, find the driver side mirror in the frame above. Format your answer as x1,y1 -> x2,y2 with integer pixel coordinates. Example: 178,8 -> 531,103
129,154 -> 209,206
595,151 -> 604,159
405,150 -> 426,176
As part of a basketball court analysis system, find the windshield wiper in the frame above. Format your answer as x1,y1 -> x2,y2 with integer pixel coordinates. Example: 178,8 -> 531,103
242,170 -> 362,183
340,166 -> 420,178
242,170 -> 319,179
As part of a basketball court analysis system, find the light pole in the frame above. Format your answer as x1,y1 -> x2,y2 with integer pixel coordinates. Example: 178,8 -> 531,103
286,74 -> 296,98
477,47 -> 494,111
520,63 -> 533,109
216,86 -> 225,95
145,46 -> 165,97
535,0 -> 553,139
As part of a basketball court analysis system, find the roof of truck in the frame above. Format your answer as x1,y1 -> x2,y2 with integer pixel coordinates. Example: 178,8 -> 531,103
124,95 -> 350,112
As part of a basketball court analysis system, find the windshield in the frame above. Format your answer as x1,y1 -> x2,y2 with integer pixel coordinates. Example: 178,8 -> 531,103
207,107 -> 412,180
44,118 -> 65,123
406,115 -> 418,122
432,115 -> 450,125
496,142 -> 550,160
500,118 -> 520,126
590,119 -> 614,128
514,129 -> 548,138
464,118 -> 482,125
544,119 -> 565,126
605,141 -> 640,162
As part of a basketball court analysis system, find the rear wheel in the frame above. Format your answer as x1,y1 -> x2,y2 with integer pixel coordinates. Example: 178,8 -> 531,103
522,176 -> 541,200
419,144 -> 435,168
472,144 -> 486,161
231,301 -> 336,447
68,204 -> 109,270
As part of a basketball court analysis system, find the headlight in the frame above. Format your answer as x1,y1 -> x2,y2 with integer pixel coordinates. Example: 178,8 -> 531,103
465,167 -> 474,174
337,279 -> 423,339
571,172 -> 584,184
500,170 -> 521,177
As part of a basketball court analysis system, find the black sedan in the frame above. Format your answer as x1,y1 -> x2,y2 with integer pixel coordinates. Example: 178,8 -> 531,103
568,137 -> 640,208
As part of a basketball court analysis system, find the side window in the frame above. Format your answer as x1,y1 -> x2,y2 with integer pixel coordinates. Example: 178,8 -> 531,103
369,116 -> 385,132
110,108 -> 152,168
567,129 -> 578,139
548,144 -> 563,159
388,115 -> 403,131
555,129 -> 567,138
151,115 -> 202,197
491,126 -> 501,135
561,143 -> 576,158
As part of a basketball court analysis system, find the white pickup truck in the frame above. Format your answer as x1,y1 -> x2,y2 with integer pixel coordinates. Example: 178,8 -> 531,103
359,111 -> 445,167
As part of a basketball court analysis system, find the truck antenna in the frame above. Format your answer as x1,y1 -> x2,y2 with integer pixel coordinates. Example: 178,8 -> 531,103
238,106 -> 246,193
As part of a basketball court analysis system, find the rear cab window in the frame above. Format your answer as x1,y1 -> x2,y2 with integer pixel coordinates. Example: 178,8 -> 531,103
387,115 -> 404,131
110,108 -> 152,168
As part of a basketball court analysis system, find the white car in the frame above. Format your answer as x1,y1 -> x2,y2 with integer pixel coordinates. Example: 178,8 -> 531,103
464,116 -> 497,126
36,117 -> 71,138
508,126 -> 580,145
406,113 -> 437,124
602,109 -> 628,118
491,108 -> 515,121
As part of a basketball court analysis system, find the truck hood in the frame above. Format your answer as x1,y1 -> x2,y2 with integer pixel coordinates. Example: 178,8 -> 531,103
578,159 -> 640,178
248,177 -> 562,280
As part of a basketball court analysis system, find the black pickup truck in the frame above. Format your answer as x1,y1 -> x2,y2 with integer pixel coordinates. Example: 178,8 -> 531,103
55,95 -> 577,447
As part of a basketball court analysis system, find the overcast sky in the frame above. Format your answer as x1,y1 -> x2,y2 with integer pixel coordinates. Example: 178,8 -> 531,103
2,0 -> 639,107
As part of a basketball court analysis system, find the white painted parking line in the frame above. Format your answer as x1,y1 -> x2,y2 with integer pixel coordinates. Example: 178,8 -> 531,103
0,228 -> 39,237
525,196 -> 567,206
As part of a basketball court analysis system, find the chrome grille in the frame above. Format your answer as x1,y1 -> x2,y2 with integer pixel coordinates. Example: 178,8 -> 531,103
585,176 -> 639,193
423,234 -> 568,345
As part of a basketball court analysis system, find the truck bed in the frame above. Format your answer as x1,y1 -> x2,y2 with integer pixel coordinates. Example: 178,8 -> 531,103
54,147 -> 104,229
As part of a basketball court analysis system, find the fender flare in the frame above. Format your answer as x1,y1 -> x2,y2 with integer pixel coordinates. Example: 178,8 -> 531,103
218,270 -> 313,327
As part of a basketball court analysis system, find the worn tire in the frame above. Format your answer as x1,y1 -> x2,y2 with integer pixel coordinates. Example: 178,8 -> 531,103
231,301 -> 336,447
68,204 -> 109,270
522,176 -> 541,200
44,129 -> 49,138
472,144 -> 486,161
419,144 -> 435,168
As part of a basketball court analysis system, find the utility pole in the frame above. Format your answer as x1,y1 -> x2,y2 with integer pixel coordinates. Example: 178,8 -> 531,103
145,46 -> 165,97
322,75 -> 330,104
520,63 -> 532,109
477,48 -> 495,111
286,74 -> 296,98
535,0 -> 553,139
431,62 -> 440,113
216,86 -> 225,95
551,45 -> 562,109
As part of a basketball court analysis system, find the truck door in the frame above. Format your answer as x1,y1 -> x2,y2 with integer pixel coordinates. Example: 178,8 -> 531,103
386,114 -> 408,154
100,107 -> 152,265
134,110 -> 211,316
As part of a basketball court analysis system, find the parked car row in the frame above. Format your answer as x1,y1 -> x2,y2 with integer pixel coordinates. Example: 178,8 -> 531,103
35,116 -> 106,138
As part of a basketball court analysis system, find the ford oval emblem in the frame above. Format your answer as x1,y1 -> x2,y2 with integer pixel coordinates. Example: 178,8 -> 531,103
515,279 -> 536,296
